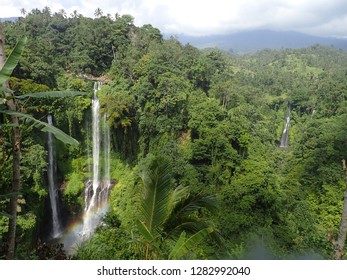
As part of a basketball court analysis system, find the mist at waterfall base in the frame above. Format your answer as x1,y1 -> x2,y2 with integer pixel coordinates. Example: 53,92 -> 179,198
44,82 -> 112,253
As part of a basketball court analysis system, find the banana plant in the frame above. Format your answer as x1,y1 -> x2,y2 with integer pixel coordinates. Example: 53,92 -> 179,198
0,38 -> 85,147
0,35 -> 85,258
169,227 -> 213,260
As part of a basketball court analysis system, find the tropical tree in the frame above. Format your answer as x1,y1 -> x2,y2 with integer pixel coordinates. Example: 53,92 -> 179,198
57,9 -> 67,18
136,156 -> 218,259
94,8 -> 103,18
20,8 -> 27,16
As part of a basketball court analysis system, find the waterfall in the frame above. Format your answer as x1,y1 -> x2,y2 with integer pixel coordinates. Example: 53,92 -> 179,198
47,114 -> 62,238
61,82 -> 112,252
82,82 -> 111,237
279,107 -> 290,148
102,113 -> 111,204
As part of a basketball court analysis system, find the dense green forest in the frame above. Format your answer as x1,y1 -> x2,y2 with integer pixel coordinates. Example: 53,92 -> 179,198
1,8 -> 347,260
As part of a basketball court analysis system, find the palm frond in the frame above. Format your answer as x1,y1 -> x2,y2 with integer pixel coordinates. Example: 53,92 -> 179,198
168,185 -> 189,214
139,157 -> 173,236
181,195 -> 218,212
164,194 -> 218,234
166,220 -> 210,236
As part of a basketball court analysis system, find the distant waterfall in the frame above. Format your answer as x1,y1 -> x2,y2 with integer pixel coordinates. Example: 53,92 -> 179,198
82,82 -> 111,237
279,107 -> 290,148
47,114 -> 62,238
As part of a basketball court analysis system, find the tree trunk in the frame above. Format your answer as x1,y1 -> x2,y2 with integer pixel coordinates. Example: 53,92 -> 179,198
334,159 -> 347,260
0,23 -> 21,259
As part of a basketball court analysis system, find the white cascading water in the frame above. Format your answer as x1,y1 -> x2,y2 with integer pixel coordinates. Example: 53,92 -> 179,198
279,107 -> 290,148
47,114 -> 62,238
82,82 -> 111,237
102,113 -> 111,204
62,82 -> 111,252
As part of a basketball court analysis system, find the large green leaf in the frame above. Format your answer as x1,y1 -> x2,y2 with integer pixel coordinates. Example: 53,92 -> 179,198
169,227 -> 214,260
168,231 -> 187,259
163,194 -> 218,237
0,38 -> 27,85
168,185 -> 189,213
135,219 -> 154,242
16,91 -> 87,99
1,110 -> 79,147
139,157 -> 173,236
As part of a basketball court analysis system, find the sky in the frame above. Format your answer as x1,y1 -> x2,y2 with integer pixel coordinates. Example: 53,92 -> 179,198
1,0 -> 347,37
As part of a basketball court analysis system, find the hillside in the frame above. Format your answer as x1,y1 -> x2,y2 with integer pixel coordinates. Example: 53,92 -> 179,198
1,10 -> 347,260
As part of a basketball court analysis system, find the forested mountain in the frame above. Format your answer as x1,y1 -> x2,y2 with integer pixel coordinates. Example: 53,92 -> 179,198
0,9 -> 347,260
176,30 -> 347,53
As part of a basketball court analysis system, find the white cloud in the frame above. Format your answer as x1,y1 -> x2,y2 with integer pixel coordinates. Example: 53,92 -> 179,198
1,0 -> 347,37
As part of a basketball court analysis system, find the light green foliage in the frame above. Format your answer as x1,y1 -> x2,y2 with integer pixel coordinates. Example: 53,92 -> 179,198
9,77 -> 50,94
62,156 -> 89,208
2,10 -> 347,260
0,216 -> 9,243
109,158 -> 140,226
16,212 -> 37,253
17,212 -> 36,231
64,172 -> 84,206
76,213 -> 140,259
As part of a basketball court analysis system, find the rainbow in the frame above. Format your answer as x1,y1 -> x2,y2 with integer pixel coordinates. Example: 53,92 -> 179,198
60,203 -> 110,255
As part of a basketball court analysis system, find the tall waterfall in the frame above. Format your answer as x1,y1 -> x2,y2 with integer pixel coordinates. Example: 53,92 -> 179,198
82,82 -> 111,237
279,107 -> 290,148
47,114 -> 62,238
62,82 -> 112,252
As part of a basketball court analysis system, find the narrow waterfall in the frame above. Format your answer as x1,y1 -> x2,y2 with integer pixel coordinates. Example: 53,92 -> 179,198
279,107 -> 290,148
102,113 -> 111,204
47,114 -> 62,238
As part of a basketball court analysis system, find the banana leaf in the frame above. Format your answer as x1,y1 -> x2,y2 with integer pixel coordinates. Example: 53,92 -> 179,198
0,110 -> 79,147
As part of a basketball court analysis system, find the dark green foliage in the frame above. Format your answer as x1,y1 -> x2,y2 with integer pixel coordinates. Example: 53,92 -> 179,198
135,156 -> 219,259
1,9 -> 347,260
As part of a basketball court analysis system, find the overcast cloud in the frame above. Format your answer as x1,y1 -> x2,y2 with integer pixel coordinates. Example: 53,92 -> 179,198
1,0 -> 347,37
